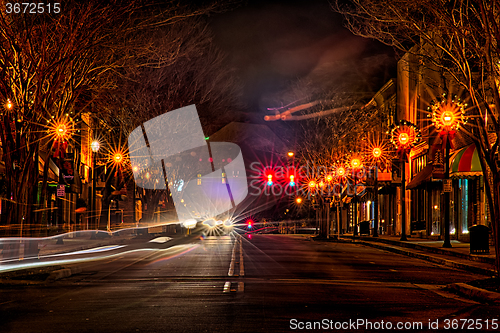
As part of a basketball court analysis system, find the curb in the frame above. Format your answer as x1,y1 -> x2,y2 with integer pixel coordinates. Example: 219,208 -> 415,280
445,283 -> 500,304
354,236 -> 495,265
356,240 -> 497,276
46,266 -> 82,282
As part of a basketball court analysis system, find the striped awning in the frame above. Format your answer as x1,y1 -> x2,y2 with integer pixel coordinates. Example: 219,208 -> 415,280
450,145 -> 482,177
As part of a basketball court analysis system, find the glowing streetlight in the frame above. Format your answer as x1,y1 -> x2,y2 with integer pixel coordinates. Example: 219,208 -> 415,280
113,152 -> 123,164
351,158 -> 361,169
55,123 -> 68,140
308,180 -> 316,188
398,132 -> 409,146
337,166 -> 346,177
429,96 -> 466,131
287,151 -> 294,157
326,174 -> 333,182
5,99 -> 13,110
296,197 -> 302,204
372,147 -> 382,158
91,140 -> 100,153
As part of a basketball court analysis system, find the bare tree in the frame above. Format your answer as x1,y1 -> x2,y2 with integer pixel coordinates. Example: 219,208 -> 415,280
333,0 -> 500,274
0,0 -> 238,252
104,17 -> 243,224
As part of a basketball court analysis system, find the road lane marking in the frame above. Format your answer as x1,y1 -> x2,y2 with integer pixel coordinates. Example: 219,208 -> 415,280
239,239 -> 244,277
238,239 -> 245,292
228,238 -> 238,276
223,281 -> 231,293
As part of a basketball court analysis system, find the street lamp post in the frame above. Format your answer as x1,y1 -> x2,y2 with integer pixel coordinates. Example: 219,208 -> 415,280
372,147 -> 382,237
336,165 -> 346,237
90,140 -> 100,238
350,157 -> 362,239
53,120 -> 70,239
390,120 -> 422,242
429,95 -> 466,248
109,151 -> 124,233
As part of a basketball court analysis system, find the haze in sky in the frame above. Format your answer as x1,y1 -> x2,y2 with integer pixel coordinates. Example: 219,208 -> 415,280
210,0 -> 396,113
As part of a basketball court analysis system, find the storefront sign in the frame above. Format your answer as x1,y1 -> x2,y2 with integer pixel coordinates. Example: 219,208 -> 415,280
431,145 -> 445,179
61,152 -> 75,184
57,184 -> 65,197
443,179 -> 452,192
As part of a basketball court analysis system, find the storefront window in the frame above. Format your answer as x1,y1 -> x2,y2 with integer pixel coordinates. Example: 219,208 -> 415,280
460,179 -> 469,234
431,188 -> 440,235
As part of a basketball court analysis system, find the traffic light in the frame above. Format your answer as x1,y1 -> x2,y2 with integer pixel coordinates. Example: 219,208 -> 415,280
246,219 -> 253,228
289,175 -> 295,187
267,174 -> 273,186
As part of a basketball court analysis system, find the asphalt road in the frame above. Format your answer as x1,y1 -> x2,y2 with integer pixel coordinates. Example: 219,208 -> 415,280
1,233 -> 499,332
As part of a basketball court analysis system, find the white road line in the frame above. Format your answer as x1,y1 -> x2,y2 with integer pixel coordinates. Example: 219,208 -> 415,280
239,239 -> 244,277
238,239 -> 245,293
228,239 -> 237,277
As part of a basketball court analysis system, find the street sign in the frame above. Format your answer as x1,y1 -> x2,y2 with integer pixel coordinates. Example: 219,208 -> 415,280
57,184 -> 65,197
443,179 -> 452,192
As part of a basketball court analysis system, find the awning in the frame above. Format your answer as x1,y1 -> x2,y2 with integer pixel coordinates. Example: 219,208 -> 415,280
450,144 -> 482,177
407,164 -> 433,190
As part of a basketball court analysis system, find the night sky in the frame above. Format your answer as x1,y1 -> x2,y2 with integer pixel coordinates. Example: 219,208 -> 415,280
209,0 -> 397,115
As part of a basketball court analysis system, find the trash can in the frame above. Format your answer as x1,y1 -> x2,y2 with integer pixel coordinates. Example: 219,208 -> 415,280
359,221 -> 370,235
469,225 -> 490,254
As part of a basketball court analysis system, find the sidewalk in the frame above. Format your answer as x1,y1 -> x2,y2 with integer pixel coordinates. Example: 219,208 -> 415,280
312,233 -> 500,304
336,234 -> 497,276
0,230 -> 134,262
